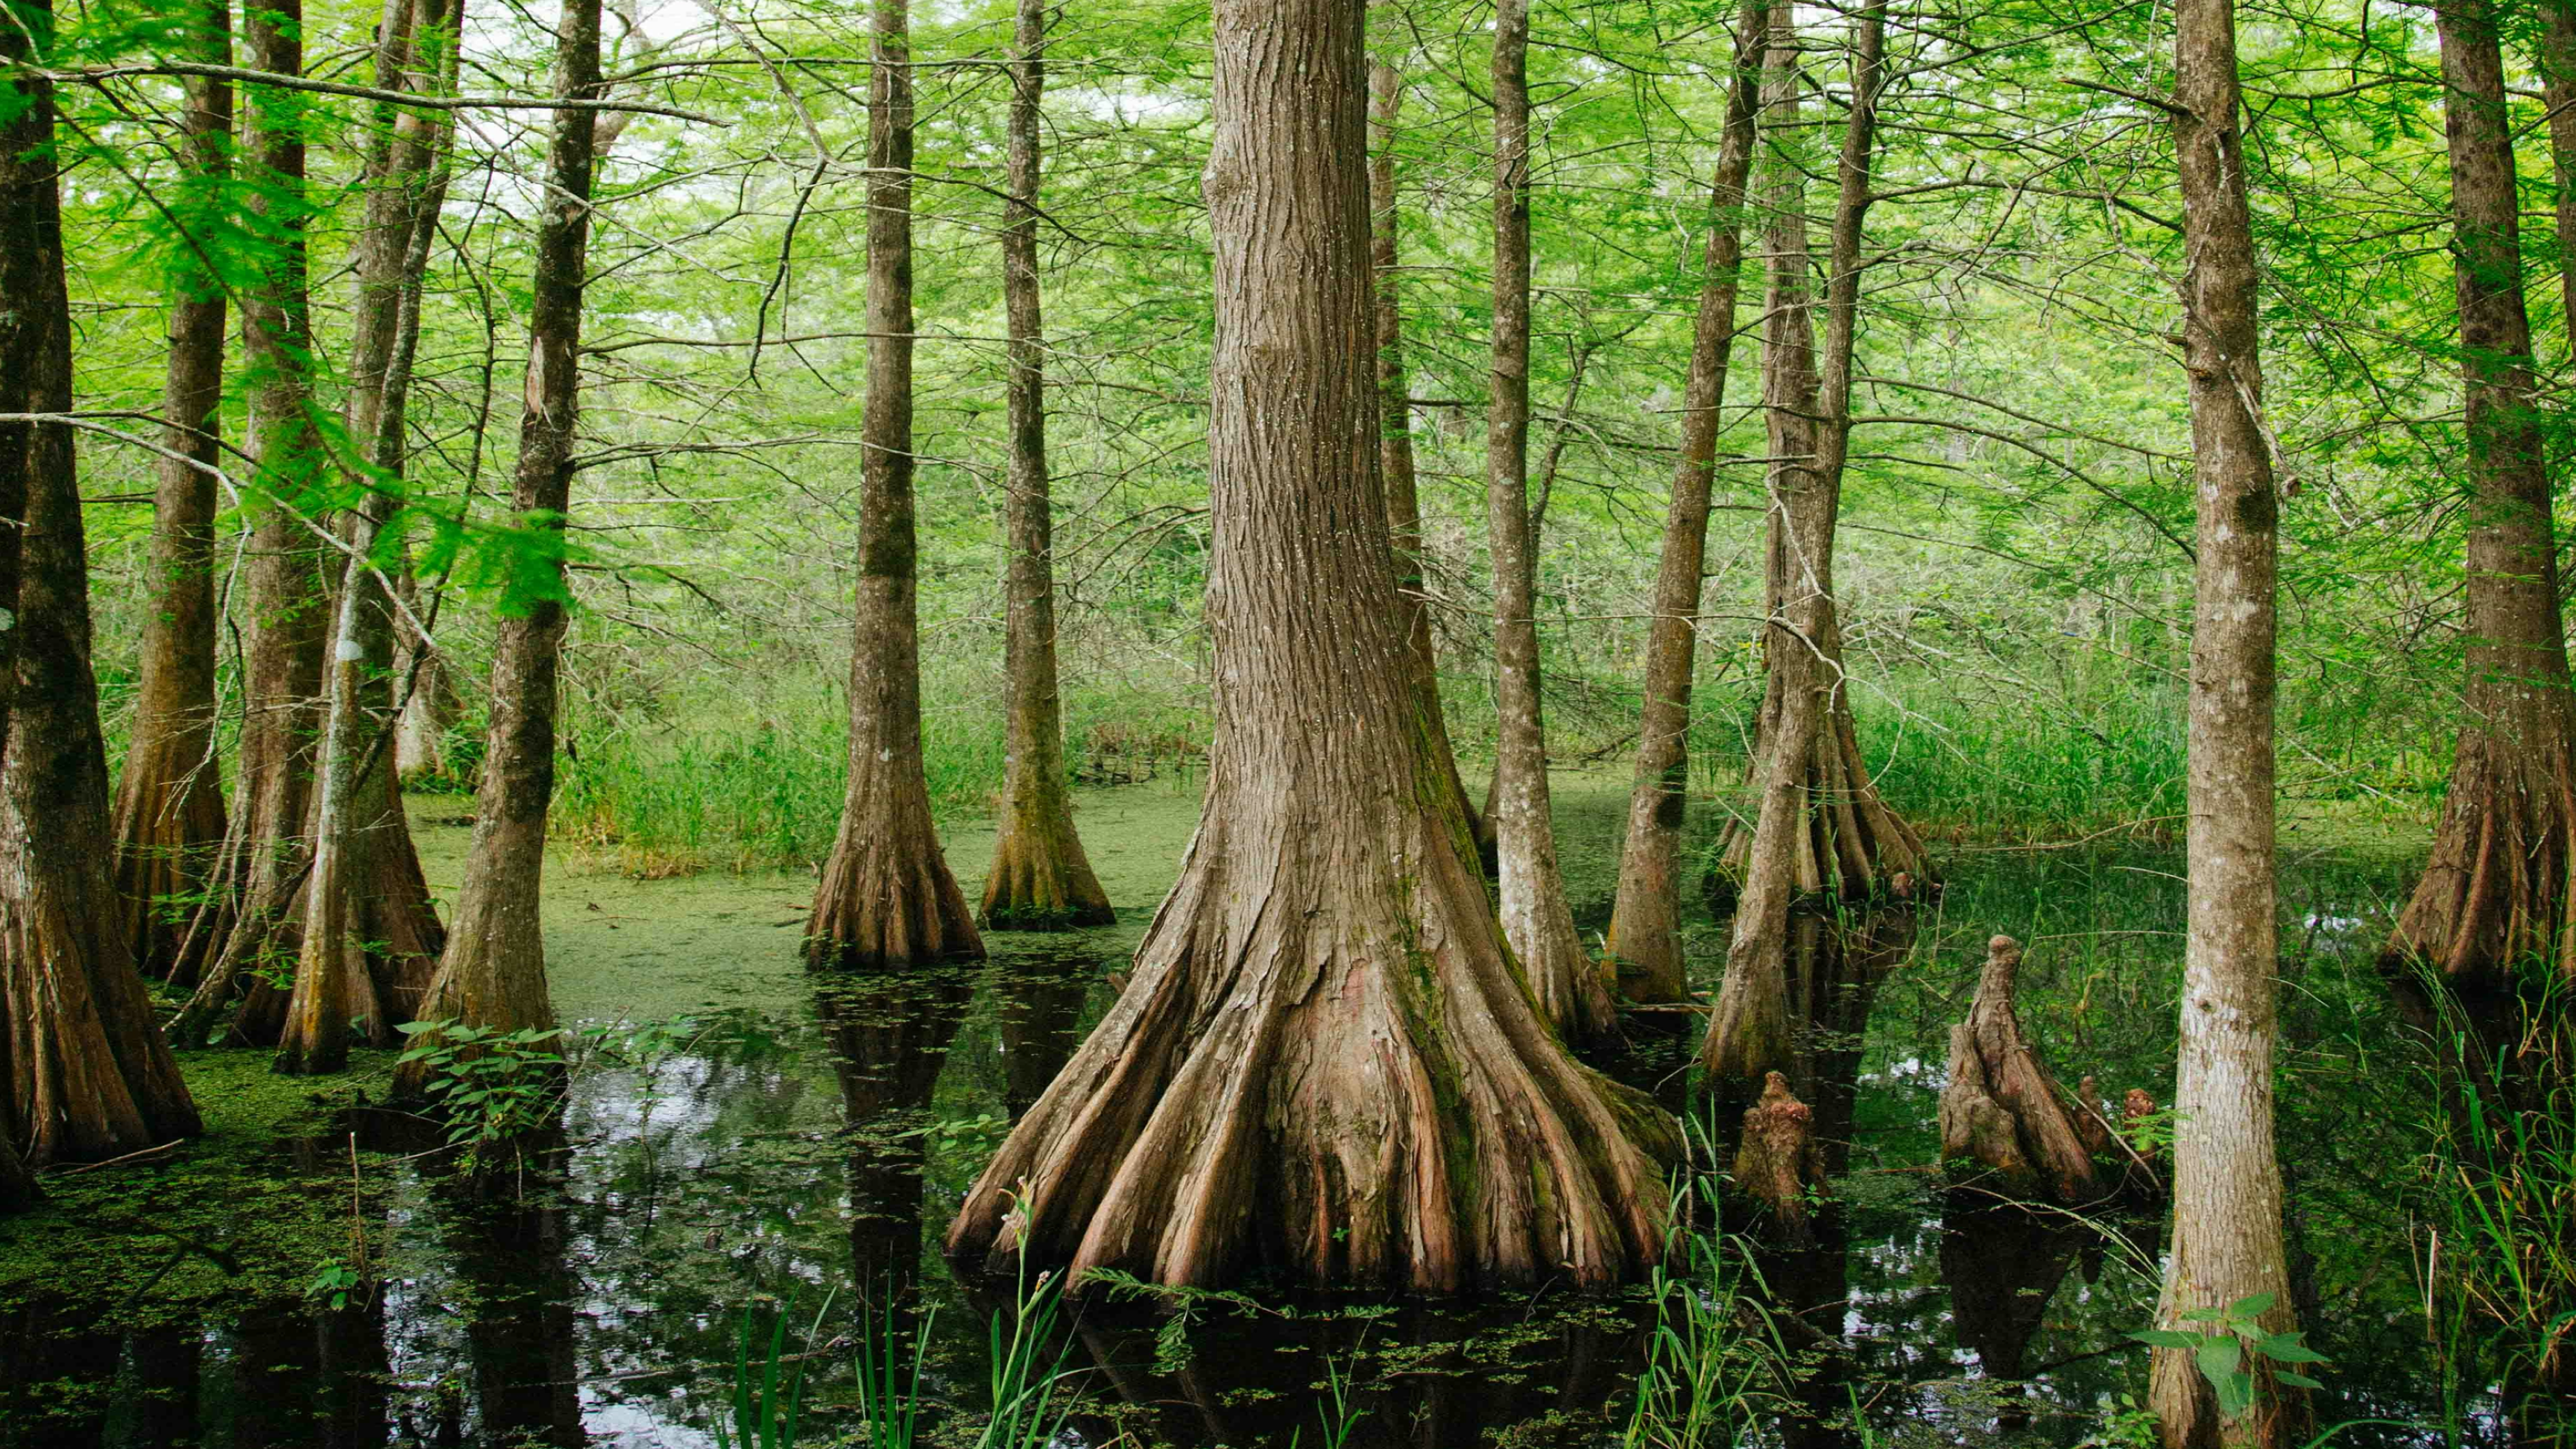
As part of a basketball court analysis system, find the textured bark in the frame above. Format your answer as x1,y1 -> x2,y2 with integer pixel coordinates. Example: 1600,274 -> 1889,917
0,12 -> 204,1164
277,0 -> 459,1073
167,0 -> 330,1029
1935,935 -> 2099,1202
2151,2 -> 2306,1441
2545,0 -> 2576,352
394,0 -> 601,1096
1602,0 -> 1765,1004
1731,1070 -> 1825,1246
1370,53 -> 1488,869
1485,0 -> 1615,1044
809,0 -> 983,968
2384,0 -> 2576,986
1703,0 -> 1929,1083
946,0 -> 1678,1291
980,0 -> 1112,933
109,0 -> 231,980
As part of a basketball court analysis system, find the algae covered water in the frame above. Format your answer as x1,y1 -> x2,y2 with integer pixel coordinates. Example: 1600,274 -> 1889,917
0,780 -> 2480,1446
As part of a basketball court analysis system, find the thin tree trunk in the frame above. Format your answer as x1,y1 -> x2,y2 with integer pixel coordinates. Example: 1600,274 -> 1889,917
2147,0 -> 2306,1440
980,0 -> 1112,933
279,0 -> 460,1073
167,0 -> 331,1034
946,0 -> 1677,1291
394,0 -> 603,1096
0,3 -> 204,1163
109,0 -> 231,981
1370,51 -> 1488,870
2384,0 -> 2576,983
1704,0 -> 1927,1082
1486,0 -> 1615,1043
809,0 -> 983,970
1602,0 -> 1766,1004
2543,0 -> 2576,350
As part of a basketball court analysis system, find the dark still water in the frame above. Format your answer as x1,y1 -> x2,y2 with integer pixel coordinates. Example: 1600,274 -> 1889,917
0,829 -> 2524,1447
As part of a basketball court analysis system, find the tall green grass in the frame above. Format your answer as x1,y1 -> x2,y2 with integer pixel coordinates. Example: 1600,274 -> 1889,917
552,664 -> 1206,875
1854,682 -> 2189,845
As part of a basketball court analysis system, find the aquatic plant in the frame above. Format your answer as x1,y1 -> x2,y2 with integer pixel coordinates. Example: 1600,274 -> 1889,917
1619,1231 -> 1791,1448
392,1019 -> 570,1153
714,1295 -> 836,1449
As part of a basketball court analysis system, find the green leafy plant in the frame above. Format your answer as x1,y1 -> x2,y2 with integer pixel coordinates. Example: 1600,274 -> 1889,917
393,1020 -> 570,1151
2130,1292 -> 2328,1418
711,1294 -> 835,1449
305,1257 -> 364,1312
1621,1231 -> 1791,1448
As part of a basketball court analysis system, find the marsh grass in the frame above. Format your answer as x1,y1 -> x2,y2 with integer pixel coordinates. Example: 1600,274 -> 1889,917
1620,1230 -> 1793,1448
2415,965 -> 2576,1440
553,666 -> 1205,875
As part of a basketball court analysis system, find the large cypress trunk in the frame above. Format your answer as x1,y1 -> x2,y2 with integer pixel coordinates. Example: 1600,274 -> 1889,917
167,0 -> 331,1033
108,0 -> 231,981
1369,52 -> 1488,868
277,0 -> 461,1072
1704,0 -> 1929,1083
945,0 -> 1678,1291
394,0 -> 602,1094
1485,0 -> 1615,1043
979,0 -> 1112,933
2146,0 -> 2308,1440
0,3 -> 203,1163
2384,0 -> 2576,984
1601,0 -> 1765,1004
808,0 -> 983,968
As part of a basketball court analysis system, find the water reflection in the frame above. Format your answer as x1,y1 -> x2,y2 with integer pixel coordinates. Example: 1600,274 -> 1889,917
816,967 -> 972,1294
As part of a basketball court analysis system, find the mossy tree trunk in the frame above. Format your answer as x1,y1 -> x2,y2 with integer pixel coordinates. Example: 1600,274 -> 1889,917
980,0 -> 1112,933
1602,0 -> 1765,1004
109,0 -> 231,981
1485,0 -> 1615,1043
2149,1 -> 2306,1441
0,8 -> 204,1164
394,0 -> 602,1097
278,0 -> 461,1073
809,0 -> 984,969
167,0 -> 331,1040
946,0 -> 1678,1291
2382,0 -> 2576,987
1370,49 -> 1488,869
1704,0 -> 1929,1084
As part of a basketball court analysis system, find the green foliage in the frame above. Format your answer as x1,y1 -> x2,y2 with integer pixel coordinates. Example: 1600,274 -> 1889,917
710,1294 -> 834,1449
393,1020 -> 568,1152
2130,1292 -> 2329,1419
303,1256 -> 364,1312
1620,1232 -> 1790,1448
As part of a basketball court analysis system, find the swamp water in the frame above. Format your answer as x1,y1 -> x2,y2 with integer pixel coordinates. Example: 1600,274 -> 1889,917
0,779 -> 2498,1446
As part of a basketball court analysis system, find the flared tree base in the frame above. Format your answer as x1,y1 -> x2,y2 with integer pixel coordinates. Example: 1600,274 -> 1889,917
980,811 -> 1116,932
2382,734 -> 2576,985
947,815 -> 1680,1293
809,819 -> 985,971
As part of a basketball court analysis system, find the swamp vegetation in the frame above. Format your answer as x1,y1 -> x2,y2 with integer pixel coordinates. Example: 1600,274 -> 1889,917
6,0 -> 2576,1440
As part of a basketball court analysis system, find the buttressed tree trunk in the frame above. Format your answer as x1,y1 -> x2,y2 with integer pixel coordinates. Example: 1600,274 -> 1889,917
1486,0 -> 1616,1043
1602,0 -> 1765,1004
2150,1 -> 2308,1441
1936,935 -> 2099,1202
109,0 -> 231,980
395,0 -> 602,1097
1704,0 -> 1929,1084
980,0 -> 1112,932
809,0 -> 983,968
0,6 -> 204,1163
167,0 -> 331,1029
1370,50 -> 1488,869
2385,0 -> 2576,985
279,0 -> 461,1072
945,0 -> 1678,1291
